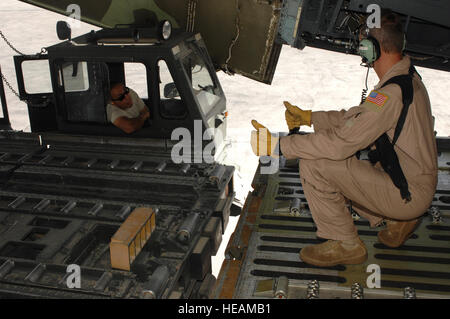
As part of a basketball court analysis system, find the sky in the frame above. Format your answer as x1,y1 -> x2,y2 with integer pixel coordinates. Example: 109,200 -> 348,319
1,0 -> 449,277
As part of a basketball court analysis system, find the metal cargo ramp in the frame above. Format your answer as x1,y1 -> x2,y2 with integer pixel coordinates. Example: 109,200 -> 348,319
215,137 -> 450,299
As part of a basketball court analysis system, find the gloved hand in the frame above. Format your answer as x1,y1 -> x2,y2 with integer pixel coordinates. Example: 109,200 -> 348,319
250,120 -> 279,157
284,101 -> 312,130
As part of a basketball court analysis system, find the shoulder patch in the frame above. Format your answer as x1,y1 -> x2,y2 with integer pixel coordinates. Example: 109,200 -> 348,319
366,90 -> 389,108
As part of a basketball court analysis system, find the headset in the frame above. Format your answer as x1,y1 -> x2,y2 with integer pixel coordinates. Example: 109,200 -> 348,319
358,31 -> 407,103
358,33 -> 407,65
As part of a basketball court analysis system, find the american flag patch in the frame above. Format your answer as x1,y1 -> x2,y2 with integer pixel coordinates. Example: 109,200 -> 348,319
366,91 -> 388,107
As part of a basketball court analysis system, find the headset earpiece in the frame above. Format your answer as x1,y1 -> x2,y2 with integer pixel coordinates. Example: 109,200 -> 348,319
367,36 -> 381,60
358,36 -> 381,65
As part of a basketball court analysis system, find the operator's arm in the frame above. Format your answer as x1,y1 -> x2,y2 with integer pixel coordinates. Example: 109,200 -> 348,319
280,85 -> 403,161
113,112 -> 149,134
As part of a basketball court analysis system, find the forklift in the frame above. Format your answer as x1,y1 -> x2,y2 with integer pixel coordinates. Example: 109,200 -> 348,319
0,21 -> 236,298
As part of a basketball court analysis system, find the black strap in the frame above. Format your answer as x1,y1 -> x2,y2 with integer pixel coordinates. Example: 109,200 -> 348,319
371,134 -> 412,201
368,64 -> 417,202
381,64 -> 416,145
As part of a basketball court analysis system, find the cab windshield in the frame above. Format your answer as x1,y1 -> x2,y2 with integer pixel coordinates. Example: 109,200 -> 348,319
181,42 -> 221,116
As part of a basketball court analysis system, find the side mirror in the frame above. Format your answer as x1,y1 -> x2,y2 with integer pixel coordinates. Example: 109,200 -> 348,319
164,82 -> 179,98
56,21 -> 72,41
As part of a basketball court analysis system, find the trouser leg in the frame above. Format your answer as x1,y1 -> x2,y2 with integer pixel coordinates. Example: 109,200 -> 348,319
350,203 -> 384,228
299,156 -> 431,241
299,158 -> 358,241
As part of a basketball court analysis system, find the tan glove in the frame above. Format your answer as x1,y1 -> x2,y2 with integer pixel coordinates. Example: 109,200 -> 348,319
250,120 -> 279,157
284,101 -> 312,130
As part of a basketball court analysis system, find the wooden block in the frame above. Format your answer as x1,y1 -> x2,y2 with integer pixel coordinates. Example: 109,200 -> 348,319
190,236 -> 211,280
202,217 -> 222,256
110,207 -> 155,271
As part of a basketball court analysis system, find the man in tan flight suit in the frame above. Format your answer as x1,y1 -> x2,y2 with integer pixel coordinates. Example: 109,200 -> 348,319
250,10 -> 437,267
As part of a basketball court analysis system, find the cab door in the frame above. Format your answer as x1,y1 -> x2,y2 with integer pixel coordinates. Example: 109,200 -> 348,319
14,54 -> 57,132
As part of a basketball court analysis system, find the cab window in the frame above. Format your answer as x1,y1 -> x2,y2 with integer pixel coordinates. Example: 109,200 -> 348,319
61,62 -> 89,92
181,44 -> 221,116
124,62 -> 148,100
22,59 -> 53,94
158,60 -> 186,119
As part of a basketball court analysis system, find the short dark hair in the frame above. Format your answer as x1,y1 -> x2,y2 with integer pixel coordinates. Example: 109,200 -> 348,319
109,82 -> 124,100
109,82 -> 123,92
369,9 -> 404,54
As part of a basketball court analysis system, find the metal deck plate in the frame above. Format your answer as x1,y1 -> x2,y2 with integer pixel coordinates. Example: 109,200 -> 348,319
218,139 -> 450,299
0,133 -> 234,298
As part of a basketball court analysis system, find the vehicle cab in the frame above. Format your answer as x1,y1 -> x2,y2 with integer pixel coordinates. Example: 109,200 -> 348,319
14,23 -> 228,159
0,23 -> 236,299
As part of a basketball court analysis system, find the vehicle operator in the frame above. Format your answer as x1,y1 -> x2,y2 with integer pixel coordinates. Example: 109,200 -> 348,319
107,83 -> 150,134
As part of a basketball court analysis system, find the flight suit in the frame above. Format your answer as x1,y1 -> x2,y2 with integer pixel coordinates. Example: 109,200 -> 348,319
279,57 -> 438,241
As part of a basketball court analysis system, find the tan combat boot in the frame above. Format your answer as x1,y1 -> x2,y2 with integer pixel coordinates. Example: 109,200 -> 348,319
299,238 -> 368,267
377,218 -> 420,248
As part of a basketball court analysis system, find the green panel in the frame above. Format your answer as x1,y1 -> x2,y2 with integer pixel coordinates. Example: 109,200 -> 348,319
190,0 -> 282,83
19,0 -> 179,27
19,0 -> 282,84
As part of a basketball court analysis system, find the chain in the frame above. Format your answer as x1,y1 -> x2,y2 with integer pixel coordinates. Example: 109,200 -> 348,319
0,72 -> 22,100
0,29 -> 25,100
0,29 -> 46,57
0,30 -> 27,56
0,30 -> 47,102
